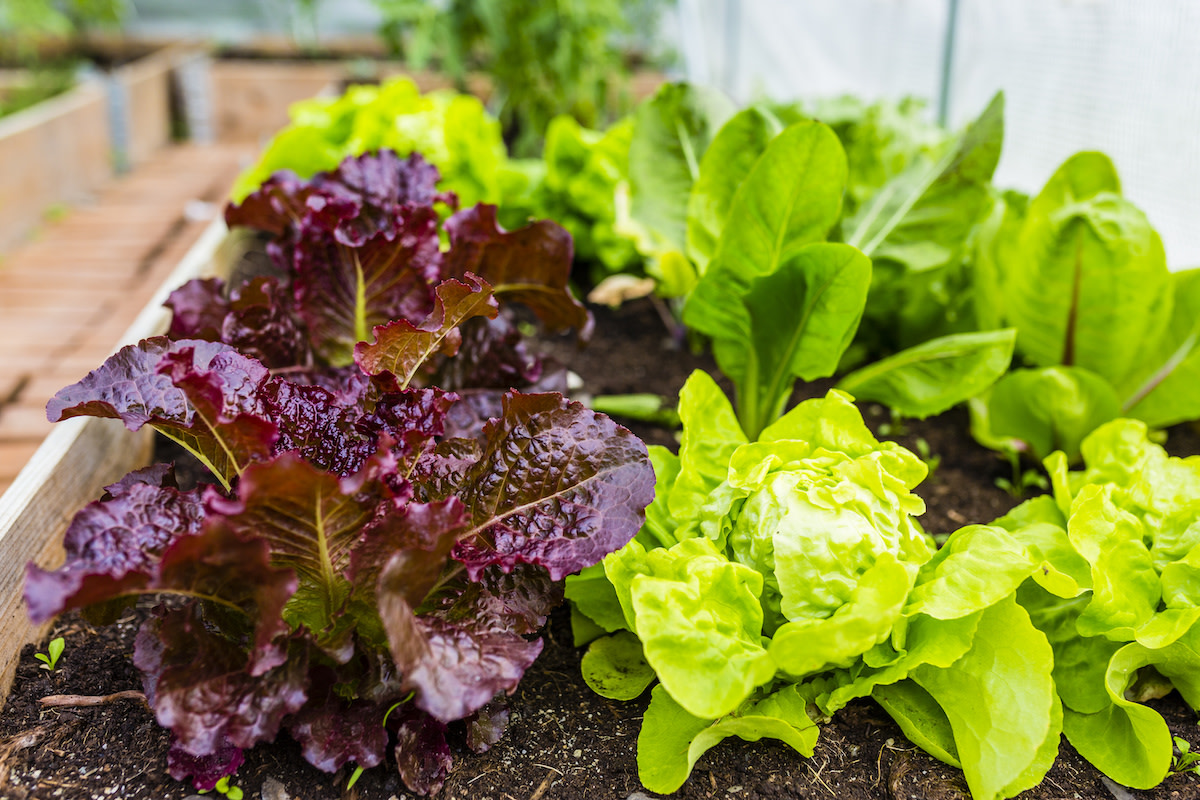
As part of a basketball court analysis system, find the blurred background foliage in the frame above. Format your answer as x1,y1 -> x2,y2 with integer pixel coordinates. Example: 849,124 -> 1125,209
372,0 -> 672,156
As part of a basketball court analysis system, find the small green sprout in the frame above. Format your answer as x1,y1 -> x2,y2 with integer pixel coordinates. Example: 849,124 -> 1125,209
198,775 -> 244,800
346,692 -> 416,790
877,409 -> 908,437
913,437 -> 941,479
35,637 -> 65,672
1171,736 -> 1200,776
994,452 -> 1048,499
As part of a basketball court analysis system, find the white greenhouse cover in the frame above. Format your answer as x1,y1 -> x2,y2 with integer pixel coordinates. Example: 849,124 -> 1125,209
678,0 -> 1200,269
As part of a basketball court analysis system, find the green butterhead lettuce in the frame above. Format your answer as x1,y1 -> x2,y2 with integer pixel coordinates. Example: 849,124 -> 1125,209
570,371 -> 1066,799
1006,418 -> 1200,789
603,537 -> 775,719
534,114 -> 639,276
637,684 -> 818,795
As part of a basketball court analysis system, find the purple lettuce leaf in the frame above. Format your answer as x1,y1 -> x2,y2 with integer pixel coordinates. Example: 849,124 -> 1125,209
291,204 -> 443,366
444,204 -> 592,338
157,343 -> 279,486
46,337 -> 233,429
304,151 -> 454,247
165,278 -> 229,341
103,463 -> 178,494
347,497 -> 469,614
155,516 -> 298,674
166,736 -> 245,791
46,338 -> 278,488
378,579 -> 543,723
133,604 -> 309,759
221,277 -> 311,368
446,563 -> 563,637
407,437 -> 482,501
285,692 -> 390,773
24,477 -> 205,623
263,381 -> 455,479
365,387 -> 459,474
262,379 -> 378,477
435,315 -> 545,391
167,277 -> 310,369
447,392 -> 655,581
465,697 -> 510,753
440,391 -> 506,444
201,449 -> 472,663
204,451 -> 399,656
225,151 -> 451,247
354,276 -> 499,388
225,170 -> 328,237
278,365 -> 378,405
390,704 -> 454,796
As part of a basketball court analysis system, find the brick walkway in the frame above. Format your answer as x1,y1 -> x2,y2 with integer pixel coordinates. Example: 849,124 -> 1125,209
0,143 -> 254,495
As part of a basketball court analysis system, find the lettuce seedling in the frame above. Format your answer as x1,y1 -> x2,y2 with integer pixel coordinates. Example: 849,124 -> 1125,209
35,636 -> 64,672
28,151 -> 654,796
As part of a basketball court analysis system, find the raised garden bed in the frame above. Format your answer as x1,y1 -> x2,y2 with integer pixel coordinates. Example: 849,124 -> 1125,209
0,41 -> 200,252
4,72 -> 1200,800
2,291 -> 1200,800
0,77 -> 110,252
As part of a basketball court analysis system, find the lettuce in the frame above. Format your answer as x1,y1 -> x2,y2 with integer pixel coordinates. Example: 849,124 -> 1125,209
571,370 -> 1060,797
971,152 -> 1200,460
30,151 -> 655,796
532,115 -> 640,278
1009,418 -> 1200,788
230,77 -> 508,209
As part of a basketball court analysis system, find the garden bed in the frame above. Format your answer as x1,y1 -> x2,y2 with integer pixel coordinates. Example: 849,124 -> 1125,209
0,40 -> 197,251
208,51 -> 487,145
1,296 -> 1198,800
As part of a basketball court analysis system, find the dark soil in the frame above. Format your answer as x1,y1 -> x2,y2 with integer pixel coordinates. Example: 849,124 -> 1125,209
3,298 -> 1200,800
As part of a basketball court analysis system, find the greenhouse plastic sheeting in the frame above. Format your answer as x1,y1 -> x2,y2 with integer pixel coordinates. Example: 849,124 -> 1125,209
678,0 -> 947,108
680,0 -> 1200,268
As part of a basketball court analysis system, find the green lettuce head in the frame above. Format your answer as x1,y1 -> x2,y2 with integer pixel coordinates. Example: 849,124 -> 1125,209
724,387 -> 931,637
571,370 -> 1067,799
570,370 -> 935,721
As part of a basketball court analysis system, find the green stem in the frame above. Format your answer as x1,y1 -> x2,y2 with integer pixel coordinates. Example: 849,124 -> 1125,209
354,252 -> 369,345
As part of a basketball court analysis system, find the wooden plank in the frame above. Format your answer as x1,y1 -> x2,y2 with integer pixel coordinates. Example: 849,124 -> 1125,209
0,287 -> 118,312
210,60 -> 341,143
0,217 -> 228,701
115,45 -> 176,168
0,82 -> 113,254
0,271 -> 130,293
